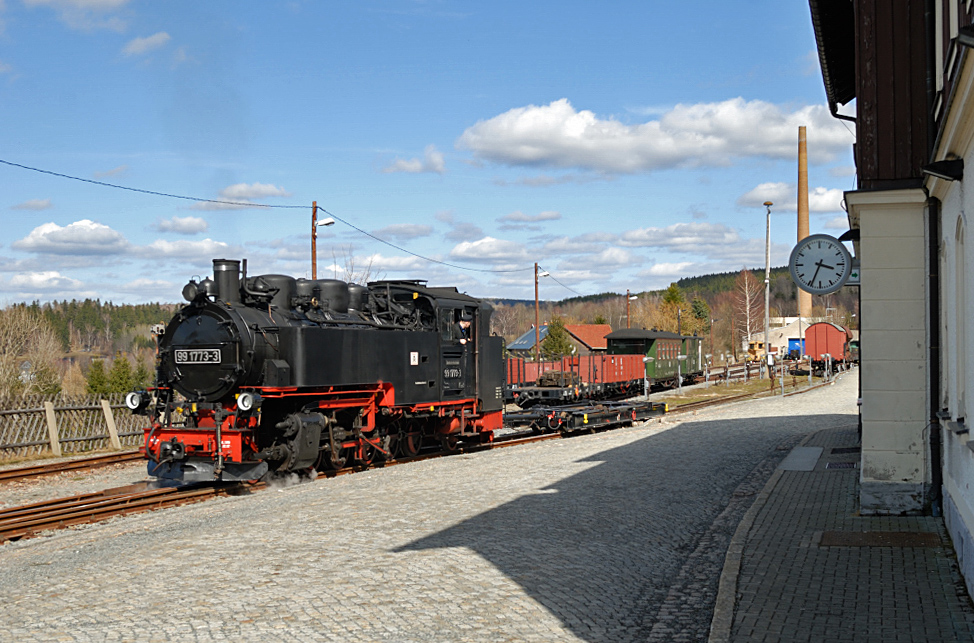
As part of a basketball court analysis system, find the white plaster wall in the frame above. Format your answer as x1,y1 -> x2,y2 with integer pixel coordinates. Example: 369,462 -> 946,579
848,190 -> 929,514
939,178 -> 974,589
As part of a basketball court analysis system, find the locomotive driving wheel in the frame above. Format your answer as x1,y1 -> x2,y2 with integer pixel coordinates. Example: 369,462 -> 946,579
439,434 -> 460,453
400,431 -> 422,457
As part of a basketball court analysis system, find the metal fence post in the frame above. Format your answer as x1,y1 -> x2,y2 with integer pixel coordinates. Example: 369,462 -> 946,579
43,401 -> 62,457
101,399 -> 122,450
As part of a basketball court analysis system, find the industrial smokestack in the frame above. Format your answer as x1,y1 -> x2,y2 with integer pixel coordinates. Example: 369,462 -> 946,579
797,126 -> 812,319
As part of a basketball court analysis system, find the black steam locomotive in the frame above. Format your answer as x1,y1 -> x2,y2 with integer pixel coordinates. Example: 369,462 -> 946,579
128,259 -> 505,482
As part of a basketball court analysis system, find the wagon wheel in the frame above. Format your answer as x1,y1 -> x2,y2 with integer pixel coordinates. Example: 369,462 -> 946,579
439,434 -> 460,453
400,431 -> 423,458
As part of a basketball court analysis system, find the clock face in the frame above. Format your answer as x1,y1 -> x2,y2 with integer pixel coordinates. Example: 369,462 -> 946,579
789,234 -> 853,295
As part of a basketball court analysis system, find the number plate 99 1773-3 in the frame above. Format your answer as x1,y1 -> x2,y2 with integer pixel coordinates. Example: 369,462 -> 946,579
174,349 -> 221,364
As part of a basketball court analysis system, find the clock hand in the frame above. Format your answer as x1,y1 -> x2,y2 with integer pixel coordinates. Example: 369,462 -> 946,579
810,261 -> 823,286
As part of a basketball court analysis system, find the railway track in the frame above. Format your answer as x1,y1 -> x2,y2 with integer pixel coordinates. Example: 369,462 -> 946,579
0,382 -> 834,543
0,481 -> 261,544
0,451 -> 143,485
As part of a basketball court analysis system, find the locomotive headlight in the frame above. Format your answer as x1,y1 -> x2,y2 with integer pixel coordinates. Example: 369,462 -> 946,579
125,390 -> 151,414
237,392 -> 261,412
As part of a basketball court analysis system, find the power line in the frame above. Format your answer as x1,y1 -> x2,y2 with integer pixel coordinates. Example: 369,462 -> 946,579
537,264 -> 584,297
0,158 -> 306,209
0,157 -> 535,275
320,208 -> 531,274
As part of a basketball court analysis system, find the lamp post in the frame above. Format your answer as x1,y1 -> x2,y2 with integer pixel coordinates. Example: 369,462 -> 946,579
534,263 -> 549,362
763,200 -> 773,379
677,308 -> 683,335
311,201 -> 335,279
626,290 -> 638,329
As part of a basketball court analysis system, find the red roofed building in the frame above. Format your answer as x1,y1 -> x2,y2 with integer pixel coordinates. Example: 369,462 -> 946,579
563,324 -> 613,356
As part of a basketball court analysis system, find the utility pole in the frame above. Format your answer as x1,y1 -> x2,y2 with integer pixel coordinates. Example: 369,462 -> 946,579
311,201 -> 318,280
763,201 -> 773,379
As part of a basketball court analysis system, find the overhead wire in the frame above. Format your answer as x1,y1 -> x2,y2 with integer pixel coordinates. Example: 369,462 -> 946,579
0,157 -> 546,276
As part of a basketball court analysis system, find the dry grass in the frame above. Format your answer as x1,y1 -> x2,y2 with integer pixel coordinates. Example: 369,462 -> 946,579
657,373 -> 824,408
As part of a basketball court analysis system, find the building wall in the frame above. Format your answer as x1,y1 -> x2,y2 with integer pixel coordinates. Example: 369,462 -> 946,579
846,189 -> 929,514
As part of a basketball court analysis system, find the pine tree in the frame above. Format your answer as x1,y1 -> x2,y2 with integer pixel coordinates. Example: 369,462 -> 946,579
133,358 -> 153,389
541,316 -> 574,360
108,356 -> 135,394
85,359 -> 111,397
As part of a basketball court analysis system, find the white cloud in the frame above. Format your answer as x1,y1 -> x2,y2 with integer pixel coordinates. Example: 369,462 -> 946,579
443,221 -> 484,242
457,98 -> 852,173
383,144 -> 446,174
146,238 -> 231,258
808,187 -> 844,212
0,60 -> 12,74
154,216 -> 208,235
824,216 -> 849,230
12,219 -> 130,255
373,223 -> 433,240
117,278 -> 172,294
25,0 -> 130,31
498,210 -> 561,223
9,271 -> 83,291
737,182 -> 844,212
219,182 -> 291,199
640,262 -> 697,277
589,247 -> 637,268
123,32 -> 170,56
540,235 -> 607,256
11,199 -> 52,210
449,237 -> 529,263
620,221 -> 741,251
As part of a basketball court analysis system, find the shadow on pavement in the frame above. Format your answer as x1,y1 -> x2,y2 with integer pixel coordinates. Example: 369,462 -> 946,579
396,413 -> 854,642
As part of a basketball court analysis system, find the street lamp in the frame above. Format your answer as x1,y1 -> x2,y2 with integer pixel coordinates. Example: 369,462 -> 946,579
534,263 -> 550,362
311,201 -> 335,279
763,200 -> 773,379
626,290 -> 638,329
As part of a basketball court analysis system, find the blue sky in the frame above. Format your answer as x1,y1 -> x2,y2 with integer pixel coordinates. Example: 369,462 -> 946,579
0,1 -> 856,304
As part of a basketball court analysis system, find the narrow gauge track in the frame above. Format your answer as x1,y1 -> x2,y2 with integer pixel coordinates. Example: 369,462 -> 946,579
0,403 -> 659,543
3,381 -> 839,543
0,481 -> 262,544
0,451 -> 143,485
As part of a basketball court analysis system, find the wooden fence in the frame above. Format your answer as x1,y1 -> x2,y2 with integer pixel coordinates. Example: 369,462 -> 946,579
0,393 -> 145,460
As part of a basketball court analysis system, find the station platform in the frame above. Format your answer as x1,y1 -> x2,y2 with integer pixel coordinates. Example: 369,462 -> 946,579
711,426 -> 974,642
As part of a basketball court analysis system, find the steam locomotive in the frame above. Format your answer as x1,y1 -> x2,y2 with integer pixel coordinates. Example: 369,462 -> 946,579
128,259 -> 504,482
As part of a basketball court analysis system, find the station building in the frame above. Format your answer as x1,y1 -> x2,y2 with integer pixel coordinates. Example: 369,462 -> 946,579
809,0 -> 974,593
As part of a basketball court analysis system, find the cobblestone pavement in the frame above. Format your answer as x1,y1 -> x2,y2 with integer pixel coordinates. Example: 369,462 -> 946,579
724,425 -> 974,643
0,375 -> 858,642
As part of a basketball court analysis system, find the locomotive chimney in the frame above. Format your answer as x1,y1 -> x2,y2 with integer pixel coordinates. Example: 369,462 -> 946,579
213,259 -> 241,304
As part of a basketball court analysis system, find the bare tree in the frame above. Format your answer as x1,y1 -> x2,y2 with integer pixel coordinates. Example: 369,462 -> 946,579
0,306 -> 62,398
331,245 -> 386,284
733,268 -> 764,351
